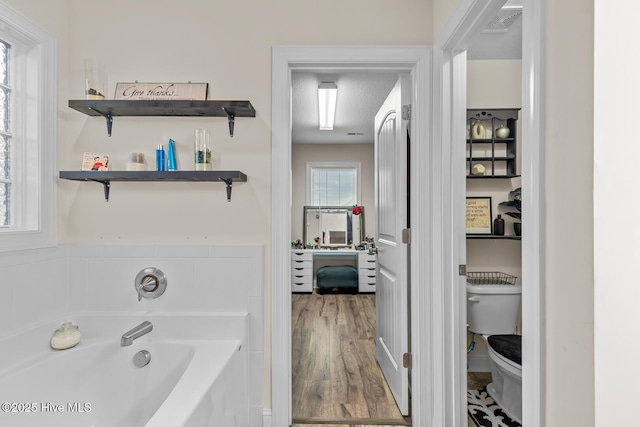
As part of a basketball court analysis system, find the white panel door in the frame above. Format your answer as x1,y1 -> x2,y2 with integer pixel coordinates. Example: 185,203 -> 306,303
374,74 -> 410,415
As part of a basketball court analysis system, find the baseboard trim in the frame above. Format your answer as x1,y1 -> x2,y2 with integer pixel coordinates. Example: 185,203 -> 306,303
262,408 -> 272,427
292,417 -> 412,426
467,353 -> 491,372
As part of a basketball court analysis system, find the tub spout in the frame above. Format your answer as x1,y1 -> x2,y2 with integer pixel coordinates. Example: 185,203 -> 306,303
120,321 -> 153,347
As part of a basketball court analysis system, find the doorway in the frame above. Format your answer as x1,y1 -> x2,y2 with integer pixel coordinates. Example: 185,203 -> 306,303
289,70 -> 411,425
465,2 -> 524,425
271,46 -> 432,427
436,0 -> 545,425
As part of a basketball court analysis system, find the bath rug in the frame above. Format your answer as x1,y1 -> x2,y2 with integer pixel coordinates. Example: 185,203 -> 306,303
468,386 -> 521,427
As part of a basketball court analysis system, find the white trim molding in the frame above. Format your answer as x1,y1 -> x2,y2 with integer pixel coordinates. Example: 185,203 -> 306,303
262,409 -> 272,427
271,45 -> 432,427
520,0 -> 546,425
434,1 -> 510,423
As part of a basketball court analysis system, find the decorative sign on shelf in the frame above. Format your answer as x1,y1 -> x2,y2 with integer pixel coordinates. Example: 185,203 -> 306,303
81,152 -> 110,171
114,82 -> 208,100
466,196 -> 493,234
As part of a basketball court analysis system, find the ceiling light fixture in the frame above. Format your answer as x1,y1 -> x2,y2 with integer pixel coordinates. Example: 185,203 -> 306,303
318,82 -> 337,130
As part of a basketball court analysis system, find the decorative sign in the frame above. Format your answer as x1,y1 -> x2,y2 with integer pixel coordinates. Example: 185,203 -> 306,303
114,82 -> 208,100
82,152 -> 109,171
466,197 -> 493,234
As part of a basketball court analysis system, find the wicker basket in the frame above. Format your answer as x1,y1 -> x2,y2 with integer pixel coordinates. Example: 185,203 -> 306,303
466,271 -> 517,285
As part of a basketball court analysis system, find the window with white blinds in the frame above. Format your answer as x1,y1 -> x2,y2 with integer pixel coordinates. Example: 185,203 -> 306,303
306,162 -> 361,206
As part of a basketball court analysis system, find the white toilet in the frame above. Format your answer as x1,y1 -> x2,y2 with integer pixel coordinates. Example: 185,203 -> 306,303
467,282 -> 522,424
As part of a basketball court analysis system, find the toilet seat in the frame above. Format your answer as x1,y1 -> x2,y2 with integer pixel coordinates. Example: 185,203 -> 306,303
487,334 -> 521,372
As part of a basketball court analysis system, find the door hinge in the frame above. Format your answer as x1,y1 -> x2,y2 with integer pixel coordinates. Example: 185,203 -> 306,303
459,264 -> 467,276
403,352 -> 412,368
402,104 -> 411,120
402,228 -> 411,244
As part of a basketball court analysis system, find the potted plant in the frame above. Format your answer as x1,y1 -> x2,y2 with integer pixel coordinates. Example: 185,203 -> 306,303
499,187 -> 521,236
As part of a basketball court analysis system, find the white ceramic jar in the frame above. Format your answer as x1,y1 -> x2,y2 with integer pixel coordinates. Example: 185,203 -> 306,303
495,126 -> 511,138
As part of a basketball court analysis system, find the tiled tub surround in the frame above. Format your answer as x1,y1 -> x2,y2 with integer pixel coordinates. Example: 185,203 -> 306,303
0,313 -> 247,427
0,244 -> 264,427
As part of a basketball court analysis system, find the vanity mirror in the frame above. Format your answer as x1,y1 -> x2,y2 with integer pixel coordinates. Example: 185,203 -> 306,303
302,206 -> 365,248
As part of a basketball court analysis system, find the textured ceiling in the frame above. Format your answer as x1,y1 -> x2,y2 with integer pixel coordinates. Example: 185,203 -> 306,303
292,71 -> 399,144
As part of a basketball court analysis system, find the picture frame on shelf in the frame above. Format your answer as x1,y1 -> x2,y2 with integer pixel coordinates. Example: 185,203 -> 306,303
466,196 -> 492,234
81,152 -> 109,171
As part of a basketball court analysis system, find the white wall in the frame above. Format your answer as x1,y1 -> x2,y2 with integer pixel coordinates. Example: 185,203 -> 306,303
594,0 -> 639,425
291,143 -> 375,242
56,0 -> 430,246
467,60 -> 522,109
433,0 -> 460,38
1,0 -> 433,414
545,1 -> 595,425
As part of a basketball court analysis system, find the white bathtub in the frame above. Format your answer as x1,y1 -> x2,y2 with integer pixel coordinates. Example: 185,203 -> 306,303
0,313 -> 248,427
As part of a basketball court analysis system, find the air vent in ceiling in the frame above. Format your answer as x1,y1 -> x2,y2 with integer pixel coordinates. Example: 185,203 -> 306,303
483,7 -> 523,33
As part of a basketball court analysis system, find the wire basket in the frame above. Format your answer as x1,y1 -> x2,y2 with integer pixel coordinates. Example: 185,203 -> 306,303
466,271 -> 517,285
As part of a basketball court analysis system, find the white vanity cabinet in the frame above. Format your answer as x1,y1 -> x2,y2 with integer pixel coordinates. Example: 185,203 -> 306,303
291,251 -> 313,293
358,251 -> 377,293
290,249 -> 377,293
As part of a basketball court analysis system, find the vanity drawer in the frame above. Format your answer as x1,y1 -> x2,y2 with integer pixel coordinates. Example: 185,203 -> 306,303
291,273 -> 313,283
291,280 -> 313,293
291,260 -> 313,269
358,254 -> 377,268
291,251 -> 313,261
358,252 -> 376,293
291,268 -> 313,281
358,281 -> 376,293
359,266 -> 376,274
358,274 -> 377,284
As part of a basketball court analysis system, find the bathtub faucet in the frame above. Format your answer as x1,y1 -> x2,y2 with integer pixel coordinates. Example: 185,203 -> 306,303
120,321 -> 153,347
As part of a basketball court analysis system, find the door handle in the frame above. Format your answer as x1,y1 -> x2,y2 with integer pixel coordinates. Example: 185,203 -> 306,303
468,296 -> 480,302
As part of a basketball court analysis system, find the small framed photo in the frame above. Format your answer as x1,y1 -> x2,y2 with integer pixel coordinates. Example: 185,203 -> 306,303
466,196 -> 492,234
82,152 -> 109,171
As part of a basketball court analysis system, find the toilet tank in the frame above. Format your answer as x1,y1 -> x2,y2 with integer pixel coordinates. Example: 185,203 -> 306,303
467,283 -> 522,335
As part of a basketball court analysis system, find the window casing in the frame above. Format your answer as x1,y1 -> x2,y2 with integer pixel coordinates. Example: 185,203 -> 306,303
0,38 -> 10,227
305,162 -> 361,206
0,4 -> 57,252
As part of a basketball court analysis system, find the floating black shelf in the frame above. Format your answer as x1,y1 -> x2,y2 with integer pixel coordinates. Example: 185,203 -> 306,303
466,174 -> 521,179
467,138 -> 515,143
68,99 -> 256,137
59,170 -> 247,202
466,156 -> 515,161
466,234 -> 521,240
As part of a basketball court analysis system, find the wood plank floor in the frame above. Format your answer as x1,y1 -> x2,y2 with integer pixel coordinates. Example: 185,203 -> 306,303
292,291 -> 409,425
